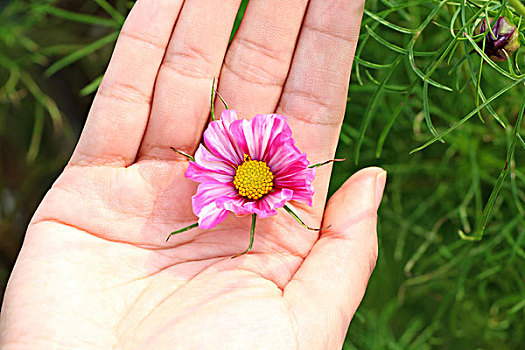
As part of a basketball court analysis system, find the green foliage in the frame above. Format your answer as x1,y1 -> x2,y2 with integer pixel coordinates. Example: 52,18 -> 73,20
0,0 -> 125,295
338,0 -> 525,348
0,0 -> 524,348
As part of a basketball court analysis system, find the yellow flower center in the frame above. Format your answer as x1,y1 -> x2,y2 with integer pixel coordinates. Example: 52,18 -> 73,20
233,155 -> 274,200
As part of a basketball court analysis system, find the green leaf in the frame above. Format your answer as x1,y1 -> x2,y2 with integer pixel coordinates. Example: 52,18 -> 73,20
80,74 -> 103,96
36,5 -> 120,27
410,78 -> 524,153
422,82 -> 444,142
355,55 -> 403,164
364,25 -> 436,56
364,9 -> 417,34
45,31 -> 118,77
94,0 -> 125,24
26,104 -> 45,163
20,71 -> 62,132
460,95 -> 525,240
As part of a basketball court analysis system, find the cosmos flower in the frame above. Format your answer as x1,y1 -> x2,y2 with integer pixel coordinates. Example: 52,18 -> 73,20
476,17 -> 520,62
185,109 -> 315,230
167,80 -> 340,256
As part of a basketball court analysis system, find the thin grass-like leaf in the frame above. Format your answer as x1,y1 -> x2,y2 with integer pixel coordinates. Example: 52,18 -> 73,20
20,71 -> 62,132
45,31 -> 118,77
464,52 -> 507,128
355,55 -> 403,164
36,5 -> 120,27
519,134 -> 525,149
80,74 -> 103,96
380,0 -> 411,22
422,82 -> 444,141
354,57 -> 397,69
408,42 -> 453,91
365,70 -> 411,92
361,0 -> 432,27
459,95 -> 525,240
421,1 -> 489,83
230,0 -> 249,43
364,9 -> 417,34
411,78 -> 524,153
26,104 -> 45,163
475,37 -> 486,123
376,79 -> 418,157
449,5 -> 462,37
0,51 -> 20,96
365,25 -> 436,56
93,0 -> 125,24
510,157 -> 524,215
355,22 -> 380,86
407,0 -> 455,91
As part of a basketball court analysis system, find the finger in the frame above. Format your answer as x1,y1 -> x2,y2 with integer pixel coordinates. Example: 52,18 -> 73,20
284,167 -> 386,349
215,0 -> 308,117
137,0 -> 242,161
70,0 -> 184,167
276,0 -> 365,196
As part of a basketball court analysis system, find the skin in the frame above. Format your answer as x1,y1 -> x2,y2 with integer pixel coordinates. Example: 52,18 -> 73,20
0,0 -> 386,349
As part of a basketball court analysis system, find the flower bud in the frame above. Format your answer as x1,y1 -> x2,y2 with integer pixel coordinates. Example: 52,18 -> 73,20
476,17 -> 519,62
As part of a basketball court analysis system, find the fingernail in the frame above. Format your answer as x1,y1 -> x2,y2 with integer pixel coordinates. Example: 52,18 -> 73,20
375,170 -> 387,210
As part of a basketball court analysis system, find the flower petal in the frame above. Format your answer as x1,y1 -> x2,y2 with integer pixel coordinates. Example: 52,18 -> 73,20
203,110 -> 243,165
197,203 -> 230,229
253,188 -> 294,218
264,132 -> 309,174
229,114 -> 291,160
216,189 -> 293,218
192,181 -> 237,215
216,196 -> 252,216
185,145 -> 235,183
275,168 -> 316,206
220,109 -> 238,126
191,181 -> 239,229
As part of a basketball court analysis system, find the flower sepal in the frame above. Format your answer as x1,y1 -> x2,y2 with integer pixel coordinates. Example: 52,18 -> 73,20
475,16 -> 520,62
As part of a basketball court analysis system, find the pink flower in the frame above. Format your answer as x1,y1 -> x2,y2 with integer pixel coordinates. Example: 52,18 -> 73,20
185,109 -> 315,229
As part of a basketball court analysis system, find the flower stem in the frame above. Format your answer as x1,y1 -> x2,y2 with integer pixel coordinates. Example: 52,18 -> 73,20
232,214 -> 257,258
210,77 -> 229,121
215,90 -> 229,110
166,222 -> 199,242
308,158 -> 346,168
210,77 -> 217,121
170,147 -> 195,162
283,204 -> 323,231
508,0 -> 525,19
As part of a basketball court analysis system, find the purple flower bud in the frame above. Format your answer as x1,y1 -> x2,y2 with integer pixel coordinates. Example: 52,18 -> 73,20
475,17 -> 520,62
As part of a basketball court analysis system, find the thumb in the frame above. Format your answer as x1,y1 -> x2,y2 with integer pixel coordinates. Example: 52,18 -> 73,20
283,167 -> 386,349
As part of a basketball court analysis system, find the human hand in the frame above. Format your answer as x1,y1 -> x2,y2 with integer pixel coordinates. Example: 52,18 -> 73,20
0,0 -> 385,349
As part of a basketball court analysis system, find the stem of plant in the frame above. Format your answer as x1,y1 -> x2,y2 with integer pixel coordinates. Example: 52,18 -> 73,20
210,77 -> 216,121
283,204 -> 325,231
308,158 -> 346,168
169,147 -> 195,162
232,214 -> 257,258
508,0 -> 525,18
166,222 -> 199,242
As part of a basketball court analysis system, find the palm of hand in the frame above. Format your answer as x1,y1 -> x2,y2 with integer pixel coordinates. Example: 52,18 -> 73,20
8,163 -> 316,348
1,0 -> 382,349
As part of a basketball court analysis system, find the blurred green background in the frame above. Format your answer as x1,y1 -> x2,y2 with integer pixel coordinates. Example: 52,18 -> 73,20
1,0 -> 524,349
